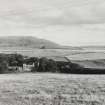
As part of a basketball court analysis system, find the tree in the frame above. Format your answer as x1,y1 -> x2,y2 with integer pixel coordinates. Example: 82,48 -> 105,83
0,54 -> 8,73
30,57 -> 39,72
46,59 -> 58,72
40,45 -> 46,49
38,57 -> 48,72
8,54 -> 24,66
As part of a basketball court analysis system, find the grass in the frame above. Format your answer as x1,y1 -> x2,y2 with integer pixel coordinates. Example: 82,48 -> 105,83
0,48 -> 78,57
0,73 -> 105,105
1,47 -> 105,60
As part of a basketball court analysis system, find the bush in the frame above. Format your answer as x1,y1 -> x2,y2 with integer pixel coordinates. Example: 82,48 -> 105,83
46,59 -> 58,72
7,53 -> 24,67
70,63 -> 84,73
0,55 -> 8,73
37,57 -> 48,72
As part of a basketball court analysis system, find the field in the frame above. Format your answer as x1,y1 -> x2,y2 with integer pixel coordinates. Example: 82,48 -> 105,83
0,47 -> 105,104
0,73 -> 105,105
1,47 -> 105,59
2,48 -> 105,69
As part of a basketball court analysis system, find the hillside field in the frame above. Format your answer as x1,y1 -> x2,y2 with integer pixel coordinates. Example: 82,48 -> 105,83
0,73 -> 105,105
0,47 -> 105,58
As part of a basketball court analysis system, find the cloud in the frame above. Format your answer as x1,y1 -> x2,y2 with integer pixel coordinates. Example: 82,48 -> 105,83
0,0 -> 105,26
0,0 -> 105,46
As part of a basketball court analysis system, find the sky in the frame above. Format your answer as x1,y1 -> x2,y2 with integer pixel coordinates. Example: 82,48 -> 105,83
0,0 -> 105,46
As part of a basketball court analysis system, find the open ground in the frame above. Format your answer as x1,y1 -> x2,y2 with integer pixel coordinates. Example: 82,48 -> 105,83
0,73 -> 105,105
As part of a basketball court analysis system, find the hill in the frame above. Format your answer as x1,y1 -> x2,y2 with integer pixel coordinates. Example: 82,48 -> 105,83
0,36 -> 62,49
0,36 -> 83,50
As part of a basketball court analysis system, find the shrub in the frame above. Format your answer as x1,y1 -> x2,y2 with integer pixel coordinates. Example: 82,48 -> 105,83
37,57 -> 48,72
0,55 -> 8,73
46,59 -> 58,72
7,53 -> 24,67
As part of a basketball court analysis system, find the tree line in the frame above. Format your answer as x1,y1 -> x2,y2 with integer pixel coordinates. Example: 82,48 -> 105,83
0,53 -> 84,74
0,53 -> 105,74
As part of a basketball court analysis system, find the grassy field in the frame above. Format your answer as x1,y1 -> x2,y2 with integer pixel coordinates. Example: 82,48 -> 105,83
0,48 -> 79,57
1,47 -> 105,59
0,73 -> 105,105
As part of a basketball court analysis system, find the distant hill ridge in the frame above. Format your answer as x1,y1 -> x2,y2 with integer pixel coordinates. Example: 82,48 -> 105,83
0,36 -> 62,49
1,36 -> 103,50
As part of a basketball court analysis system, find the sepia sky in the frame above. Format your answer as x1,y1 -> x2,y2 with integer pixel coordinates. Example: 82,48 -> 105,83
0,0 -> 105,46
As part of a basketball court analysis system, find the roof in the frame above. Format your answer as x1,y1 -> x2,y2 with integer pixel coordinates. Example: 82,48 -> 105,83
46,56 -> 70,62
71,60 -> 105,69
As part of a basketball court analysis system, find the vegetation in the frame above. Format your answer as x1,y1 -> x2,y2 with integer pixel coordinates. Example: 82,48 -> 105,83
0,52 -> 105,74
0,36 -> 61,49
0,53 -> 24,73
0,54 -> 8,73
7,53 -> 24,67
0,73 -> 105,105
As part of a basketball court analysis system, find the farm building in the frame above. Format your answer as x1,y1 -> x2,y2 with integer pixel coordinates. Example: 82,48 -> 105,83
23,57 -> 39,72
23,63 -> 34,72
